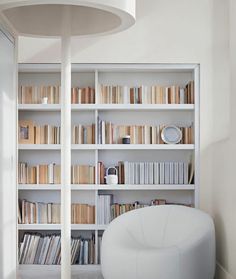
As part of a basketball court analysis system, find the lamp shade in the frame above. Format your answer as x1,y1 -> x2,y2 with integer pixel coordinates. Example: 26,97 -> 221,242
0,0 -> 136,37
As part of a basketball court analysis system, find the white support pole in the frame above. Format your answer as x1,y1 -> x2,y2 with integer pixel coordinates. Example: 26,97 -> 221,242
61,35 -> 71,279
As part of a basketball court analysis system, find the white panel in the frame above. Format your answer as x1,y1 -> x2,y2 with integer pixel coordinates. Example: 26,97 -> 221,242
0,29 -> 16,279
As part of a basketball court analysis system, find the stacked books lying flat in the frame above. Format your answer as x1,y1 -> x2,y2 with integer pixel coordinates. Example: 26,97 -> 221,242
18,200 -> 60,224
71,204 -> 95,224
98,161 -> 194,185
18,163 -> 61,184
71,87 -> 95,104
97,119 -> 193,144
71,165 -> 95,184
19,120 -> 60,144
72,124 -> 95,144
19,233 -> 95,265
19,85 -> 60,104
98,195 -> 191,224
99,81 -> 194,104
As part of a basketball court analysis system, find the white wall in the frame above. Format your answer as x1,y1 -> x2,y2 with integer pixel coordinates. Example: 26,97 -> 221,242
18,0 -> 234,278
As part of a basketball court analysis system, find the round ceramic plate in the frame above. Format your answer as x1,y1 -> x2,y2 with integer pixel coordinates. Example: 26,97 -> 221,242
161,125 -> 182,144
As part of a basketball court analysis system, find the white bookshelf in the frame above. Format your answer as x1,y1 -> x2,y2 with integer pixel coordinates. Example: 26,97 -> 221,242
17,63 -> 200,275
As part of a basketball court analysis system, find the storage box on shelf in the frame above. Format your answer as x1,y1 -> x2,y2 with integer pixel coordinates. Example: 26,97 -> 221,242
17,63 -> 199,272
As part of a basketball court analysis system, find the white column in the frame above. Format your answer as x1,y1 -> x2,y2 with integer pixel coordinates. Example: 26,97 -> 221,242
61,35 -> 71,279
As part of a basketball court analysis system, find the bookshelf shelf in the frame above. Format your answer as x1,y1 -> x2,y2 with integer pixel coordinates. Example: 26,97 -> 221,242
71,184 -> 195,190
71,104 -> 194,111
71,144 -> 194,150
17,63 -> 200,274
18,224 -> 61,230
18,144 -> 61,150
18,104 -> 61,111
18,184 -> 61,190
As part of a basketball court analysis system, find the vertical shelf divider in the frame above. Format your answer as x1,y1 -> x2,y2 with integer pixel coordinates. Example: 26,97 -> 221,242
61,35 -> 71,278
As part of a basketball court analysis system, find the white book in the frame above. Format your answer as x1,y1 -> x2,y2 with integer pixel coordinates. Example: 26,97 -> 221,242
83,240 -> 89,265
164,162 -> 170,184
144,162 -> 149,184
149,162 -> 154,184
48,163 -> 54,184
140,162 -> 145,184
183,163 -> 189,184
160,162 -> 165,184
169,162 -> 174,184
174,162 -> 179,184
178,162 -> 184,184
124,162 -> 129,184
154,162 -> 159,184
179,88 -> 185,104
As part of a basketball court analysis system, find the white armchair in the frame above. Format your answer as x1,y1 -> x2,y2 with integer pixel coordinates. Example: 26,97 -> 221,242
101,205 -> 215,279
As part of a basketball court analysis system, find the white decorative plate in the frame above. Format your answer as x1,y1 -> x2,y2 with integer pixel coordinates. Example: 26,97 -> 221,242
161,125 -> 182,144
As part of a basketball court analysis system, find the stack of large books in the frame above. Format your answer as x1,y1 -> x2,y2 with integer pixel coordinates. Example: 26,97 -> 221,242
19,233 -> 95,265
18,162 -> 61,184
99,81 -> 194,104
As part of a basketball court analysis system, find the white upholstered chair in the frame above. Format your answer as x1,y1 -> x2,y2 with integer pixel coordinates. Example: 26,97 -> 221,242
101,205 -> 215,279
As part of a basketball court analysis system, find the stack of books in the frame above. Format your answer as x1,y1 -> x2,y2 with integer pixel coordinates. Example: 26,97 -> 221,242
72,124 -> 95,144
71,87 -> 95,104
19,233 -> 95,265
97,161 -> 194,185
19,85 -> 60,104
99,81 -> 194,104
18,162 -> 61,184
71,165 -> 95,184
97,118 -> 193,144
71,204 -> 95,224
18,200 -> 60,224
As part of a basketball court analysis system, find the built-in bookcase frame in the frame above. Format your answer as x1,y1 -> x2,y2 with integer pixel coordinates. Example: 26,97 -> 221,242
17,63 -> 200,275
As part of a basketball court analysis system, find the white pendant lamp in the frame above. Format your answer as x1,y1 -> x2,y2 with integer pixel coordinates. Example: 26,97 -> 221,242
0,1 -> 136,278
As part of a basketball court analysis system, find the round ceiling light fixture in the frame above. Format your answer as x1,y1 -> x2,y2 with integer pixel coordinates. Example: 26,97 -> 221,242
0,0 -> 136,37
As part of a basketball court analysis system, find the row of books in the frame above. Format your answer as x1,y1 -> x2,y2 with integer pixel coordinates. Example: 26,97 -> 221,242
19,233 -> 95,265
18,163 -> 61,184
19,120 -> 60,144
98,161 -> 193,185
99,81 -> 194,104
72,124 -> 95,144
18,200 -> 61,224
97,119 -> 193,144
111,199 -> 166,220
71,204 -> 95,224
71,87 -> 95,104
98,195 -> 191,224
71,165 -> 95,184
19,200 -> 96,225
19,85 -> 60,104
